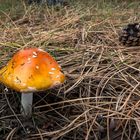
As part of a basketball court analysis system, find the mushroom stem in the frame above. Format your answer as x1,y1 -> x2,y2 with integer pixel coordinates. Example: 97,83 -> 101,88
21,92 -> 33,117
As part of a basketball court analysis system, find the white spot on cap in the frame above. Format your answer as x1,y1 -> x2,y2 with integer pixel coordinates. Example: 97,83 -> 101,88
14,78 -> 21,84
28,57 -> 31,61
56,75 -> 60,78
27,57 -> 31,63
33,55 -> 37,58
49,72 -> 54,75
36,66 -> 39,69
58,65 -> 61,68
51,68 -> 56,71
32,52 -> 37,58
33,51 -> 37,56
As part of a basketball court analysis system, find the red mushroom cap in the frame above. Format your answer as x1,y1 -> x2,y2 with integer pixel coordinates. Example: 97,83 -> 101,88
0,48 -> 65,92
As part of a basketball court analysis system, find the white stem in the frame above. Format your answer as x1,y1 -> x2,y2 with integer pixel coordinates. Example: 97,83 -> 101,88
21,92 -> 33,117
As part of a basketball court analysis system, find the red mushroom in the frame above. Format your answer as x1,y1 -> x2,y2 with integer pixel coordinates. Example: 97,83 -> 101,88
0,48 -> 65,116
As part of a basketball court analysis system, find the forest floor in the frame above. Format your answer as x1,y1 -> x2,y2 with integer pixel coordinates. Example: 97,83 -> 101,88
0,0 -> 140,139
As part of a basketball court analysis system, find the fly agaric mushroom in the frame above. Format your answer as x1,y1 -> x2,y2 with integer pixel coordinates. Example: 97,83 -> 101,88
0,48 -> 65,116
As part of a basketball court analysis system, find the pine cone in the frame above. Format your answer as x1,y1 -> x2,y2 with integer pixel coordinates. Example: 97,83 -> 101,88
119,23 -> 140,46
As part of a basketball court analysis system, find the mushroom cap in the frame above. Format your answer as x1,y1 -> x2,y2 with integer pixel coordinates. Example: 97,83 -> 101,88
0,48 -> 65,92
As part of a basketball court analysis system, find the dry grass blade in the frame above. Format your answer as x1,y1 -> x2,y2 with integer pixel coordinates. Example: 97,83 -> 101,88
6,128 -> 17,140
